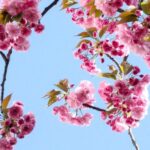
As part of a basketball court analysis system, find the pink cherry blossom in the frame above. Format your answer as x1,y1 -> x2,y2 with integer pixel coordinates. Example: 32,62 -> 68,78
8,105 -> 23,119
0,138 -> 13,150
52,81 -> 95,126
99,74 -> 150,132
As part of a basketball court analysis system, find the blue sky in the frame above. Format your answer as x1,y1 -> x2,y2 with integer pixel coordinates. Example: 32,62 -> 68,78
0,1 -> 150,150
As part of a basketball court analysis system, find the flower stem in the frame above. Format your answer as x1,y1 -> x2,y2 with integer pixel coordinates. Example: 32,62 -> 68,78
128,128 -> 139,150
106,54 -> 122,75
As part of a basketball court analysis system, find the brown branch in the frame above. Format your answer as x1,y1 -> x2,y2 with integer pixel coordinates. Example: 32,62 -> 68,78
106,54 -> 122,75
128,128 -> 139,150
83,103 -> 106,112
0,49 -> 12,103
41,0 -> 59,17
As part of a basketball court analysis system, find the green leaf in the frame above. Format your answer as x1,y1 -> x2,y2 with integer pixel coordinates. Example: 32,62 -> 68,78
95,9 -> 102,17
0,11 -> 11,24
120,61 -> 133,75
85,0 -> 94,7
2,94 -> 12,110
77,32 -> 90,38
89,5 -> 102,17
141,1 -> 150,15
99,26 -> 108,38
99,72 -> 117,80
76,39 -> 91,48
45,90 -> 61,98
119,14 -> 137,23
48,96 -> 58,106
55,79 -> 69,92
119,9 -> 137,23
106,108 -> 117,115
44,90 -> 61,106
119,9 -> 136,18
61,0 -> 77,9
87,27 -> 97,33
143,35 -> 150,42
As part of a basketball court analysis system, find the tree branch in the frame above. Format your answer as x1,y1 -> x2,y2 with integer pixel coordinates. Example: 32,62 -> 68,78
106,54 -> 122,75
128,128 -> 139,150
41,0 -> 59,17
83,103 -> 106,112
0,49 -> 12,104
0,51 -> 7,63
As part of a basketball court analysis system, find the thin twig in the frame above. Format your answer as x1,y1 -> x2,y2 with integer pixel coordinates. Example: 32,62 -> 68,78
128,128 -> 139,150
0,49 -> 12,104
0,51 -> 7,63
83,103 -> 106,112
41,0 -> 59,17
118,8 -> 124,13
106,54 -> 122,75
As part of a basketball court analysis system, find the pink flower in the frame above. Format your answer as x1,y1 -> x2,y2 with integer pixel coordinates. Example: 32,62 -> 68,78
131,107 -> 147,120
34,24 -> 45,33
21,123 -> 34,135
13,36 -> 30,51
66,80 -> 95,109
112,118 -> 128,132
95,0 -> 122,16
2,0 -> 24,16
9,137 -> 17,145
21,27 -> 32,37
98,81 -> 112,102
23,8 -> 41,23
5,22 -> 20,38
115,23 -> 150,62
23,112 -> 36,126
0,138 -> 13,150
99,75 -> 150,132
79,0 -> 91,7
8,105 -> 23,119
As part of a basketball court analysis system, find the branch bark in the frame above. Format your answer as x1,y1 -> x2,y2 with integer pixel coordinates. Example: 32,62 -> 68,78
41,0 -> 59,17
128,128 -> 139,150
83,103 -> 106,112
0,51 -> 7,63
0,49 -> 12,104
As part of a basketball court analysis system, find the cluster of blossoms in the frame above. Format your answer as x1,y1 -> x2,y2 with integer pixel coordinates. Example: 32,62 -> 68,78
53,80 -> 95,126
94,0 -> 138,16
74,39 -> 125,74
0,101 -> 35,150
99,71 -> 150,132
67,7 -> 117,31
0,0 -> 44,51
66,0 -> 150,70
74,41 -> 101,74
116,22 -> 150,67
48,0 -> 150,134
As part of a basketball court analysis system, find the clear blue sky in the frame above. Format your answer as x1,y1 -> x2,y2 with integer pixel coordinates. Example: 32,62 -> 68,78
0,1 -> 150,150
